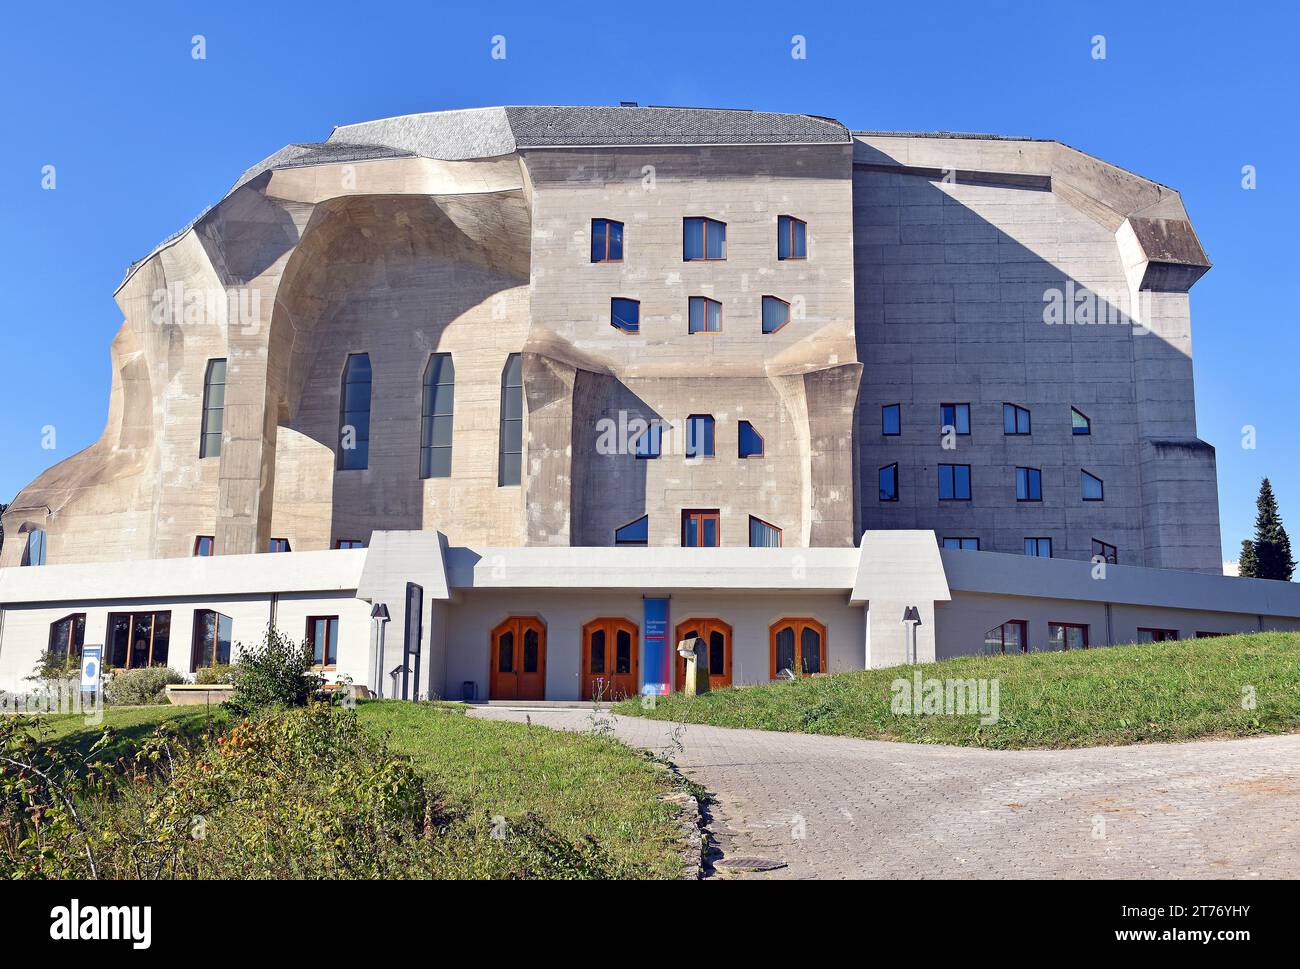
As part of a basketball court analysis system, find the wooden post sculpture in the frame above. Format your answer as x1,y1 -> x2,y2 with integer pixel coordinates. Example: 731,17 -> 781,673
676,636 -> 710,697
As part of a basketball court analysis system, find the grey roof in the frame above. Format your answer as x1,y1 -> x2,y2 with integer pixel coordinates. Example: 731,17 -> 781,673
229,141 -> 416,193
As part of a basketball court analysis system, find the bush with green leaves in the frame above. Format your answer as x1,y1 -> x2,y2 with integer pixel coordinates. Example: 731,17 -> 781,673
103,666 -> 186,706
226,626 -> 321,714
193,663 -> 235,686
27,649 -> 79,685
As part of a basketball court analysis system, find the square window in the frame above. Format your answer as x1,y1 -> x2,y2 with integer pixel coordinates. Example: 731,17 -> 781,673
1003,403 -> 1031,435
1025,537 -> 1052,558
940,403 -> 970,436
683,218 -> 726,261
1091,538 -> 1117,564
938,464 -> 971,500
682,509 -> 720,547
611,297 -> 640,333
688,297 -> 722,333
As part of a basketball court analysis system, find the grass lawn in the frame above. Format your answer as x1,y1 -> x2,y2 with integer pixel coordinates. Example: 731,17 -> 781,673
616,631 -> 1300,750
28,700 -> 685,878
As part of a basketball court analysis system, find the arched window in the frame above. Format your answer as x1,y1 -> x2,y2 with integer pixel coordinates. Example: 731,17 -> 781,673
338,353 -> 371,470
200,358 -> 226,458
769,618 -> 826,679
421,354 -> 455,478
498,353 -> 523,486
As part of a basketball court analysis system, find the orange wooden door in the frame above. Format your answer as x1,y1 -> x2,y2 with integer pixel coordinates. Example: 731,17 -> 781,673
489,617 -> 546,700
582,618 -> 639,701
769,618 -> 826,679
674,618 -> 732,691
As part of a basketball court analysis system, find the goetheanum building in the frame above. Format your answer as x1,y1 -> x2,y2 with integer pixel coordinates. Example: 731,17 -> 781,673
3,105 -> 1298,700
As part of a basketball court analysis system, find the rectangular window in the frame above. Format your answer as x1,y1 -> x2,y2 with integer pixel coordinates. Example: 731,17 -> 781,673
107,611 -> 171,669
1016,467 -> 1043,502
193,535 -> 215,557
984,619 -> 1027,655
338,353 -> 372,471
48,613 -> 86,666
761,296 -> 790,334
882,404 -> 901,436
21,530 -> 47,567
688,296 -> 722,333
1136,627 -> 1179,643
334,539 -> 366,549
614,516 -> 648,546
307,616 -> 340,667
610,297 -> 640,334
938,464 -> 971,500
591,218 -> 624,262
1081,470 -> 1104,501
635,420 -> 662,458
200,358 -> 226,458
420,353 -> 455,478
191,609 -> 233,670
686,414 -> 715,458
498,353 -> 523,486
1048,622 -> 1089,651
1071,407 -> 1091,435
940,403 -> 970,436
1025,537 -> 1053,558
777,215 -> 807,260
749,516 -> 782,547
879,463 -> 898,502
683,217 -> 726,261
1003,403 -> 1031,435
942,537 -> 980,551
738,421 -> 765,458
267,538 -> 291,553
1091,538 -> 1117,564
682,509 -> 720,547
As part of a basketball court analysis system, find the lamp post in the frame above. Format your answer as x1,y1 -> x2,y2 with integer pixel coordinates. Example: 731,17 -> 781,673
370,603 -> 390,698
901,606 -> 922,665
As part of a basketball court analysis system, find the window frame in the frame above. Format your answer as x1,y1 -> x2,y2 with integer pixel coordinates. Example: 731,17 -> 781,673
1016,466 -> 1043,503
687,296 -> 723,334
306,615 -> 340,668
193,535 -> 215,557
1081,469 -> 1105,502
984,619 -> 1028,655
106,610 -> 172,670
683,217 -> 727,262
334,539 -> 366,550
938,463 -> 972,501
190,609 -> 233,671
882,403 -> 901,437
199,358 -> 226,459
879,462 -> 899,502
685,414 -> 716,459
1136,627 -> 1179,643
1091,538 -> 1117,564
942,537 -> 980,551
1071,406 -> 1092,436
737,420 -> 765,459
420,352 -> 455,479
267,538 -> 291,553
776,215 -> 807,261
769,617 -> 827,679
337,352 -> 372,471
748,515 -> 782,548
614,515 -> 649,546
681,509 -> 721,548
21,529 -> 47,567
610,297 -> 640,334
498,353 -> 524,487
1003,403 -> 1032,436
591,218 -> 624,263
1025,537 -> 1053,558
940,402 -> 971,436
635,420 -> 662,459
761,295 -> 791,334
1048,621 -> 1090,651
47,613 -> 86,667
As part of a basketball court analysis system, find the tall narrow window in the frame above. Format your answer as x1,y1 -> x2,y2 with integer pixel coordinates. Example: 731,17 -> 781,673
682,509 -> 720,547
1016,467 -> 1043,502
683,217 -> 726,261
1071,407 -> 1091,435
1081,470 -> 1105,501
879,463 -> 898,502
498,353 -> 523,486
1003,403 -> 1031,435
1091,538 -> 1117,564
738,421 -> 765,458
1025,537 -> 1053,558
610,298 -> 640,333
940,403 -> 970,436
882,404 -> 901,436
777,215 -> 807,260
193,536 -> 214,557
688,297 -> 722,334
938,464 -> 971,501
307,616 -> 340,667
749,516 -> 782,547
21,530 -> 46,566
591,218 -> 624,262
338,353 -> 371,471
686,415 -> 715,458
191,609 -> 233,671
421,353 -> 455,479
761,296 -> 791,334
48,614 -> 86,667
200,358 -> 226,458
635,420 -> 662,459
614,515 -> 648,546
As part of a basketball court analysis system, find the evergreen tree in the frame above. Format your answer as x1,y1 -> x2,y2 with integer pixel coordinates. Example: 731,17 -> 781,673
1237,537 -> 1258,578
1251,478 -> 1295,581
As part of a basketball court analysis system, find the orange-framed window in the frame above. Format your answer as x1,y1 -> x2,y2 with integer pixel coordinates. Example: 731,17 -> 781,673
592,219 -> 624,262
682,509 -> 720,547
193,535 -> 215,557
107,611 -> 171,670
48,613 -> 86,666
683,217 -> 726,261
688,296 -> 722,333
307,616 -> 339,667
762,295 -> 790,334
191,609 -> 233,670
770,618 -> 826,678
777,215 -> 807,260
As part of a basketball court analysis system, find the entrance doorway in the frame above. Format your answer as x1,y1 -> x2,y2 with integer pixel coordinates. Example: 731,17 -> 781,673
581,618 -> 639,701
674,618 -> 732,691
489,617 -> 547,700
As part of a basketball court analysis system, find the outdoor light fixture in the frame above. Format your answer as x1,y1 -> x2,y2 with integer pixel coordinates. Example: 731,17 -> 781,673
370,603 -> 391,698
901,606 -> 922,664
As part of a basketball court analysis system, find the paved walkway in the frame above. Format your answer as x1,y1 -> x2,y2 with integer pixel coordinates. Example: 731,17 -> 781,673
469,707 -> 1300,879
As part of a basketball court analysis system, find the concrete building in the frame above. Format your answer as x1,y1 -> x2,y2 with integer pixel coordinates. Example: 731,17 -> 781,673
1,105 -> 1290,700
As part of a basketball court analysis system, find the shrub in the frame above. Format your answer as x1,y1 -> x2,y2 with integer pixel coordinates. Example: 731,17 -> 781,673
27,649 -> 79,685
226,626 -> 321,715
104,666 -> 185,706
193,664 -> 235,686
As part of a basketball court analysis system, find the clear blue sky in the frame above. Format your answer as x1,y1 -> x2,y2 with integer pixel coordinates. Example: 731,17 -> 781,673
2,1 -> 1295,562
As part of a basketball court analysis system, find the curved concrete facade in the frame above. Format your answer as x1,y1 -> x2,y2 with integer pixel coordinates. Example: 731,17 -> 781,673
1,106 -> 1220,573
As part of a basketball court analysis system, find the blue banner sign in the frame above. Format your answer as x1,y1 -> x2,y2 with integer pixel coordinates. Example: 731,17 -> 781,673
642,597 -> 671,695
